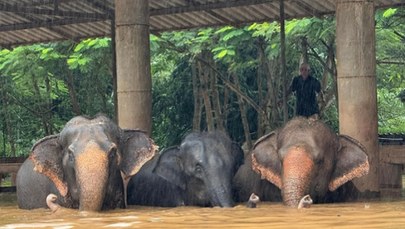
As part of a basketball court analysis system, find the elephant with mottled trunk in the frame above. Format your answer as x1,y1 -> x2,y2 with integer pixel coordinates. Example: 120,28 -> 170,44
234,116 -> 369,207
16,115 -> 157,211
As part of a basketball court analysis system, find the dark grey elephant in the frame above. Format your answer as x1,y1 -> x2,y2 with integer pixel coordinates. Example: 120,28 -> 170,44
127,131 -> 244,207
16,115 -> 157,211
233,116 -> 369,207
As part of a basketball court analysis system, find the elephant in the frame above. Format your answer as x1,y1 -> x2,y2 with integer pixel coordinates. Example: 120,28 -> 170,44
233,150 -> 282,203
16,114 -> 157,211
127,130 -> 244,207
233,116 -> 369,207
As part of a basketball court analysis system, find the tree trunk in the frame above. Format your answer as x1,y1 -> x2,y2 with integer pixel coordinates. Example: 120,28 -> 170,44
65,69 -> 81,115
300,37 -> 309,64
44,74 -> 53,134
258,40 -> 281,132
210,62 -> 225,131
258,39 -> 282,134
192,60 -> 202,131
222,74 -> 230,130
232,73 -> 252,150
256,39 -> 266,137
198,56 -> 214,131
31,73 -> 52,135
0,76 -> 16,156
266,60 -> 280,131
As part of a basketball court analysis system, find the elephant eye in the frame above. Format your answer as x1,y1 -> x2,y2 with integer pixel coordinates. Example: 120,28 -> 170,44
315,157 -> 324,165
67,148 -> 75,162
69,152 -> 74,160
108,144 -> 117,159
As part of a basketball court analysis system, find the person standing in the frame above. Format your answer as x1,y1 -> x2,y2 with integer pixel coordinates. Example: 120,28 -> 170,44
287,63 -> 322,118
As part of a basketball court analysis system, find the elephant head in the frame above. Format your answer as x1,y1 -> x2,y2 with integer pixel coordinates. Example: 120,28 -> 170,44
153,131 -> 244,207
251,117 -> 369,207
28,115 -> 157,211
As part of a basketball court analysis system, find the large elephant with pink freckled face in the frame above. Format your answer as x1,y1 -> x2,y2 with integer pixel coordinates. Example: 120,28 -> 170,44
16,114 -> 157,211
233,116 -> 369,207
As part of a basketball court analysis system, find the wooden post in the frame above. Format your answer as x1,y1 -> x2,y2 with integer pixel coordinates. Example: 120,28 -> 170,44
336,0 -> 379,193
279,0 -> 288,123
111,15 -> 118,123
114,0 -> 152,134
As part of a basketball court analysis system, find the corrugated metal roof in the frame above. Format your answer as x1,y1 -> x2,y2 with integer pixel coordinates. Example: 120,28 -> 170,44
0,0 -> 403,47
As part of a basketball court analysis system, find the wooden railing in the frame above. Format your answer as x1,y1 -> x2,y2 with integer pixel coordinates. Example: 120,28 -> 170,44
0,157 -> 26,192
379,134 -> 405,199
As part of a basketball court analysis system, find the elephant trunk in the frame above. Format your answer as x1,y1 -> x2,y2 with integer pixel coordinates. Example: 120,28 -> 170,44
76,142 -> 109,211
282,147 -> 314,207
207,175 -> 234,207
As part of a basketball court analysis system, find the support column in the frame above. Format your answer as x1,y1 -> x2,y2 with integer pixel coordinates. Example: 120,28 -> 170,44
336,0 -> 379,193
115,0 -> 152,134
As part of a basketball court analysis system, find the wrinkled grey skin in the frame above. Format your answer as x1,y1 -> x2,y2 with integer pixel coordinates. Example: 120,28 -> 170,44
127,131 -> 244,207
127,147 -> 185,207
233,150 -> 282,203
16,115 -> 157,211
233,116 -> 369,207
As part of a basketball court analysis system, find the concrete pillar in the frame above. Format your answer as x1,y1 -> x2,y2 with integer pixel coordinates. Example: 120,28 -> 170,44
336,0 -> 379,192
115,0 -> 152,134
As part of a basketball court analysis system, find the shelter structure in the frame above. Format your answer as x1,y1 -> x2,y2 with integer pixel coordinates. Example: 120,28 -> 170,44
1,0 -> 404,197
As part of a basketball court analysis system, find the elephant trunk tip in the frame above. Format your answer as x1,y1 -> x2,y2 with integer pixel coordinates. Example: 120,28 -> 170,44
46,193 -> 60,213
283,194 -> 313,208
297,195 -> 313,209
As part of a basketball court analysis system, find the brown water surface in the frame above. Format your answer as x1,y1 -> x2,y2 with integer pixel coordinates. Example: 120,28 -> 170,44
0,193 -> 404,228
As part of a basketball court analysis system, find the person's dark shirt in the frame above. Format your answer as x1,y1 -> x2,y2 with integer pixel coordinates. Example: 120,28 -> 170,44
290,75 -> 321,117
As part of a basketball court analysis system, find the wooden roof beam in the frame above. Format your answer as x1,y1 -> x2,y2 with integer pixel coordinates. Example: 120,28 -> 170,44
0,2 -> 72,40
0,3 -> 110,19
150,0 -> 275,16
83,0 -> 114,17
293,1 -> 321,17
0,17 -> 105,32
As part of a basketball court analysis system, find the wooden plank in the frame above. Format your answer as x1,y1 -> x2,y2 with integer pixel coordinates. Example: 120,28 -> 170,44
0,186 -> 16,193
0,163 -> 22,173
380,145 -> 405,164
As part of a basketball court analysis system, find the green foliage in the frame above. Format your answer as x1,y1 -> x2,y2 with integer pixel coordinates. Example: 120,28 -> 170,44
152,59 -> 194,147
0,38 -> 114,156
1,7 -> 404,156
375,8 -> 405,133
382,8 -> 397,18
378,88 -> 405,134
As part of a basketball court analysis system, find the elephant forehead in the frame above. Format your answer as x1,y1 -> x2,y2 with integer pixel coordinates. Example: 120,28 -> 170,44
185,145 -> 225,165
278,133 -> 338,160
181,141 -> 204,156
279,144 -> 312,159
76,142 -> 109,173
62,125 -> 115,148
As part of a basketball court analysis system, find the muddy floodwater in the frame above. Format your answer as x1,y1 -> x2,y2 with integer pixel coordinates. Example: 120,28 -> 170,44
1,193 -> 405,228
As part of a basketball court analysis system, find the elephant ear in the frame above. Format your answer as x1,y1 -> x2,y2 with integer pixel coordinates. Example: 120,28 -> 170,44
251,131 -> 283,189
153,146 -> 186,190
29,134 -> 68,197
120,129 -> 158,179
329,135 -> 370,191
